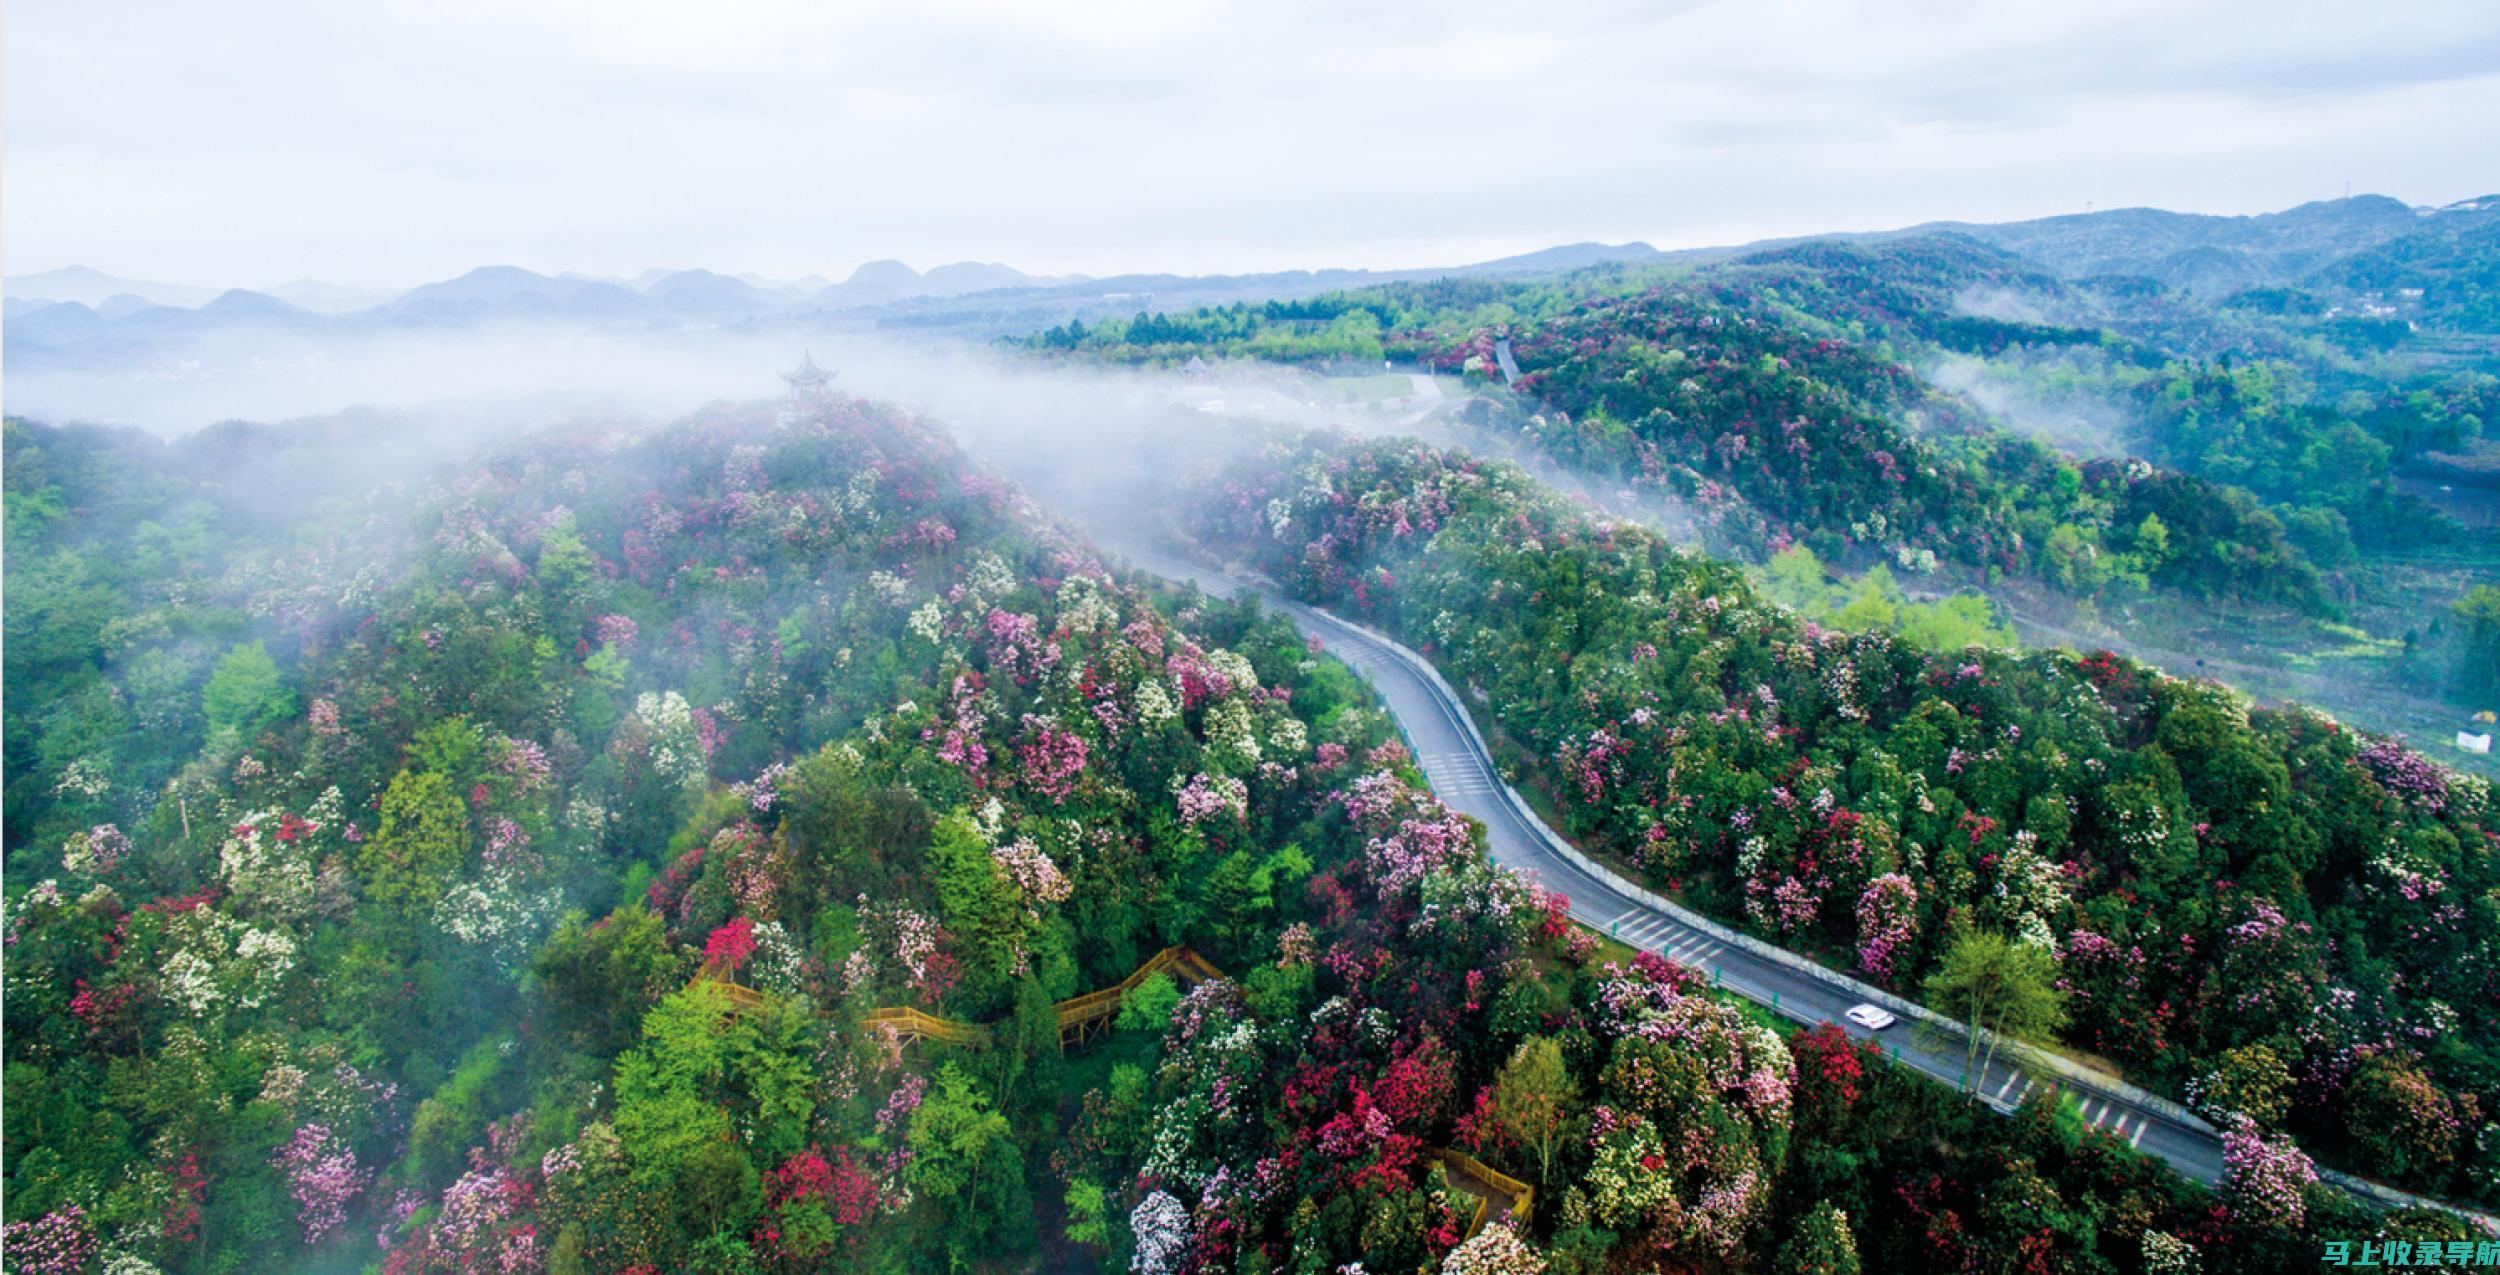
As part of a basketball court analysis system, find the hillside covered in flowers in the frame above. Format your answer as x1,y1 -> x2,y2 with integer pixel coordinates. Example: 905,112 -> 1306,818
0,399 -> 2478,1274
1171,430 -> 2500,1211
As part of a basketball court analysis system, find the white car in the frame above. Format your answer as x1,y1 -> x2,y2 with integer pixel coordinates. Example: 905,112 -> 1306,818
1844,1004 -> 1897,1031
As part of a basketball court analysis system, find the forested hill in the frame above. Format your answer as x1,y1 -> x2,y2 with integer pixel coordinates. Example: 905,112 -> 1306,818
1168,426 -> 2500,1211
1009,227 -> 2500,756
9,395 -> 2473,1273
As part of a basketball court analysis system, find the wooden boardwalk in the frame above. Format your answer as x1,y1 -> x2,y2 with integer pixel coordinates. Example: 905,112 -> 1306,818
1052,945 -> 1224,1049
864,1004 -> 991,1047
852,945 -> 1225,1054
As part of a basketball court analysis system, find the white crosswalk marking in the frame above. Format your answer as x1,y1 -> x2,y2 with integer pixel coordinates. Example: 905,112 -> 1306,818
1994,1073 -> 2021,1102
2131,1120 -> 2148,1149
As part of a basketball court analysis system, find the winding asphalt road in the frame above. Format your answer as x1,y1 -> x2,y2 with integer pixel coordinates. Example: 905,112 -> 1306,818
1108,541 -> 2231,1183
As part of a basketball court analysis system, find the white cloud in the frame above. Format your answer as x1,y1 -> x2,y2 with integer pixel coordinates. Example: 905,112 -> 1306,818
6,0 -> 2496,288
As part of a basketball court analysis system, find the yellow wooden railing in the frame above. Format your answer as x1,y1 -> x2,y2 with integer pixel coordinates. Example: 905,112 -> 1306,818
1431,1147 -> 1535,1238
1052,945 -> 1225,1049
694,957 -> 773,1016
864,1004 -> 993,1047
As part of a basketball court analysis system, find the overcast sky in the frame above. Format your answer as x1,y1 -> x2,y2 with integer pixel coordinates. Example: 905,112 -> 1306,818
8,0 -> 2499,289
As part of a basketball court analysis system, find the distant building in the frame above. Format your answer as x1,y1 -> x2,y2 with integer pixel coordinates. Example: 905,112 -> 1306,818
1183,355 -> 1210,379
2462,712 -> 2496,756
782,350 -> 835,410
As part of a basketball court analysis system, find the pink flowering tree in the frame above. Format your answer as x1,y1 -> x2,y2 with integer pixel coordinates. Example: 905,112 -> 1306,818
1016,716 -> 1088,804
273,1121 -> 369,1243
386,1162 -> 540,1272
990,838 -> 1071,905
1852,873 -> 1918,981
1173,772 -> 1248,826
2355,737 -> 2449,812
2220,1120 -> 2317,1230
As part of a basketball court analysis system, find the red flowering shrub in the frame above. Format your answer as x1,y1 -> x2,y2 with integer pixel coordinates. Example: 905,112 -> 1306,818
704,916 -> 758,972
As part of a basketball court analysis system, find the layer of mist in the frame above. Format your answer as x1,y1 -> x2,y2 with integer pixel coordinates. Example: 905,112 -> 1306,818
3,317 -> 1707,554
1923,352 -> 2132,458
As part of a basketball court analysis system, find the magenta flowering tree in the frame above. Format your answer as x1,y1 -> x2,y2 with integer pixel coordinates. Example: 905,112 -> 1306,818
705,917 -> 759,973
1583,960 -> 1794,1257
2215,897 -> 2330,1026
934,673 -> 993,779
2355,738 -> 2449,812
0,1206 -> 98,1275
981,608 -> 1054,680
273,1121 -> 370,1243
1016,715 -> 1088,804
1362,809 -> 1479,894
386,1160 -> 541,1271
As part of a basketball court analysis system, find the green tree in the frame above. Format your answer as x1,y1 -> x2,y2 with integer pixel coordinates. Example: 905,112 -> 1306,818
406,1034 -> 513,1182
1897,594 -> 2016,652
927,812 -> 1026,1010
1115,971 -> 1182,1034
202,640 -> 293,738
1063,1178 -> 1110,1249
1832,570 -> 1901,633
1491,1036 -> 1579,1187
2130,512 -> 2172,568
905,1062 -> 1030,1265
357,768 -> 472,916
534,906 -> 688,1057
1922,930 -> 2067,1094
1778,1200 -> 1862,1275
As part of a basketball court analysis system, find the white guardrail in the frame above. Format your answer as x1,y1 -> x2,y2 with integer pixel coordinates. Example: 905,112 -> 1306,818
1285,594 -> 2500,1229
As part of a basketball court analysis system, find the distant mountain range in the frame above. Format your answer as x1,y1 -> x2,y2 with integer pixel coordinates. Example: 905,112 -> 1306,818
3,256 -> 1092,324
0,243 -> 1673,367
1893,194 -> 2500,298
9,195 -> 2495,370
